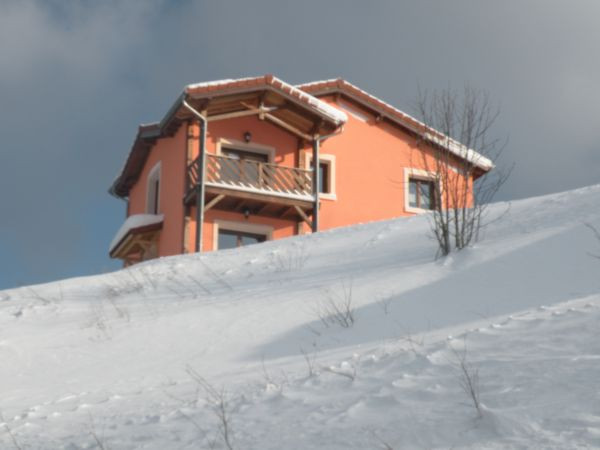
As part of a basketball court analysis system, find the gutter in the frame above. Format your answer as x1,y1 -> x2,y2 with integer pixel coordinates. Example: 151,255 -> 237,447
311,127 -> 344,232
181,99 -> 208,253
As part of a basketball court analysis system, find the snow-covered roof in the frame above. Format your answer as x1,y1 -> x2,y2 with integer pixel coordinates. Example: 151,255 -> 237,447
268,76 -> 348,125
185,75 -> 348,126
185,77 -> 258,91
298,79 -> 493,172
109,214 -> 164,253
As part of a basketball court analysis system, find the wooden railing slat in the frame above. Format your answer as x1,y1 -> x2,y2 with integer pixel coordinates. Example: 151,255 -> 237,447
187,153 -> 313,199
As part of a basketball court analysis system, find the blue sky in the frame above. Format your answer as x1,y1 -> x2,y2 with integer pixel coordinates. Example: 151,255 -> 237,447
1,0 -> 599,289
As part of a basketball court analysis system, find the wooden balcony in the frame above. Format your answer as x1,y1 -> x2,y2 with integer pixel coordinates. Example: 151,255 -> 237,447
185,154 -> 315,220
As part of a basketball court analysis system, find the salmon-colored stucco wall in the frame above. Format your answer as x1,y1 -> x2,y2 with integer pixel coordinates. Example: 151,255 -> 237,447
128,124 -> 187,256
301,97 -> 474,233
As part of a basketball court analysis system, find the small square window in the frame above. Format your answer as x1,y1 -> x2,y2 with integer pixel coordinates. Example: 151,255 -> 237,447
408,177 -> 436,210
310,159 -> 331,194
318,162 -> 329,194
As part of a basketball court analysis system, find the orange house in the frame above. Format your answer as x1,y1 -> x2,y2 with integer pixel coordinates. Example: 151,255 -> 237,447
109,75 -> 492,265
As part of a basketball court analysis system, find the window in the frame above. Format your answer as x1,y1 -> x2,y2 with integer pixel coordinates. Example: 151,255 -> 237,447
146,163 -> 161,214
315,161 -> 330,194
308,157 -> 335,196
302,152 -> 336,199
217,228 -> 267,250
221,147 -> 269,163
213,220 -> 273,251
220,147 -> 269,186
408,177 -> 435,210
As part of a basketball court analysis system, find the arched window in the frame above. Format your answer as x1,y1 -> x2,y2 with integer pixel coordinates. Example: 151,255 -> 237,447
146,163 -> 161,214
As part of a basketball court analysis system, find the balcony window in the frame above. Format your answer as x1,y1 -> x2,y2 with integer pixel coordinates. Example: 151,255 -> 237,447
220,147 -> 268,187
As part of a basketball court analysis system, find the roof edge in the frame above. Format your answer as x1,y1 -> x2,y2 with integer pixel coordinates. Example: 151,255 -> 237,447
298,79 -> 493,172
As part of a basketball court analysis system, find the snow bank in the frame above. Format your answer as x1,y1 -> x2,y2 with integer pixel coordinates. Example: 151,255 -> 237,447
2,184 -> 600,448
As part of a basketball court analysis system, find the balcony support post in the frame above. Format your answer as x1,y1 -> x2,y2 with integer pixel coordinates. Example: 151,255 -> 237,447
312,138 -> 320,233
196,118 -> 207,252
310,127 -> 343,233
183,99 -> 208,253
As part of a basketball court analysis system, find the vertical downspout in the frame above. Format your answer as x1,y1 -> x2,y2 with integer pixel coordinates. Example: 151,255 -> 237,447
183,99 -> 208,253
311,127 -> 343,233
312,138 -> 320,232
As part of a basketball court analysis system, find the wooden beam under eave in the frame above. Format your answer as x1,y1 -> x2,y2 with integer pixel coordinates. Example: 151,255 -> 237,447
264,113 -> 313,141
255,203 -> 272,216
207,107 -> 276,122
280,206 -> 296,219
230,198 -> 246,212
294,205 -> 313,229
204,194 -> 225,212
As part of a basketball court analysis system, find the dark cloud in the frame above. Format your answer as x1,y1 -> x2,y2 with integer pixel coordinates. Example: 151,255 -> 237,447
1,0 -> 599,288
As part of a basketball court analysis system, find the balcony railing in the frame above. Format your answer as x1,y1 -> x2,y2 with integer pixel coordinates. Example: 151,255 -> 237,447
187,154 -> 313,200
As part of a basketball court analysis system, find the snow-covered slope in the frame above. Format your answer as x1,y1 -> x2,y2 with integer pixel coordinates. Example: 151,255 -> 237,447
1,185 -> 600,449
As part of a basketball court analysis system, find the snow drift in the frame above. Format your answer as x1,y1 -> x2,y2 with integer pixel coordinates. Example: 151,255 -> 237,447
1,185 -> 600,449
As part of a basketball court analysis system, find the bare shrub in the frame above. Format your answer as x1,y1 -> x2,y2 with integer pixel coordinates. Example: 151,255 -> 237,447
300,345 -> 318,377
272,243 -> 309,272
450,338 -> 482,418
186,366 -> 235,450
585,223 -> 600,259
199,259 -> 233,292
101,273 -> 144,299
397,328 -> 425,356
415,85 -> 512,257
377,296 -> 393,316
314,280 -> 355,328
25,286 -> 53,305
88,413 -> 109,450
88,302 -> 111,340
370,430 -> 394,450
0,412 -> 22,450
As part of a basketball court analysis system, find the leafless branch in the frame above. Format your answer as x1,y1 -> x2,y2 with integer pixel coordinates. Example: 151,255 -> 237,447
300,345 -> 318,377
0,412 -> 22,450
88,413 -> 109,450
186,366 -> 234,450
585,223 -> 600,259
450,338 -> 482,418
414,85 -> 511,256
314,279 -> 355,328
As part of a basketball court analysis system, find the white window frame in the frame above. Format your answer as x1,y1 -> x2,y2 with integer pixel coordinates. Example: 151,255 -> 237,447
213,220 -> 273,251
303,153 -> 336,201
404,168 -> 440,214
146,162 -> 161,214
216,138 -> 275,162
